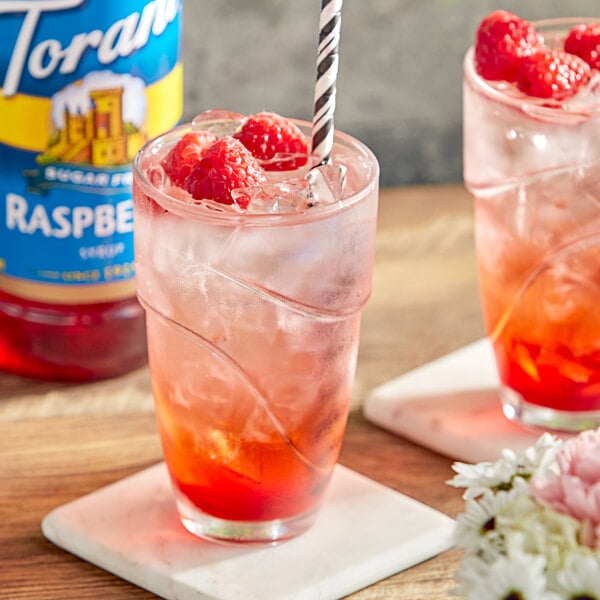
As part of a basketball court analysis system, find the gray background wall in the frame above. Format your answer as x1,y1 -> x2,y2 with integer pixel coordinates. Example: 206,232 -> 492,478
182,1 -> 598,187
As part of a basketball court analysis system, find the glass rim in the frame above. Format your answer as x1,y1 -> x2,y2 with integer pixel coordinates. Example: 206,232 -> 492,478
133,118 -> 379,225
464,16 -> 600,120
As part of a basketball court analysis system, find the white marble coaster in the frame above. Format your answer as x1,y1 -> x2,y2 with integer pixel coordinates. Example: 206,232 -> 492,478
42,462 -> 454,600
363,339 -> 569,463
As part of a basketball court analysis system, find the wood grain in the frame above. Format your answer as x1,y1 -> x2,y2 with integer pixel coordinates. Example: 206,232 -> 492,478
0,184 -> 484,599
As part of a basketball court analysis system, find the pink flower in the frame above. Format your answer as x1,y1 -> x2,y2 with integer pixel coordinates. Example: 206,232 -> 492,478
531,429 -> 600,545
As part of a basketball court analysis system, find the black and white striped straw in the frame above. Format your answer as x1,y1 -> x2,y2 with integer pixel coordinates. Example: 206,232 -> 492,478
311,0 -> 343,166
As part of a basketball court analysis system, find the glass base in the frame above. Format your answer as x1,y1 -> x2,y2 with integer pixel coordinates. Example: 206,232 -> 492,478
174,489 -> 319,545
499,385 -> 600,432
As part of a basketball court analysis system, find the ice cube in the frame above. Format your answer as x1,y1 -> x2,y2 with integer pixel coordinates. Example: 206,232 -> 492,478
306,164 -> 347,206
233,178 -> 313,213
233,164 -> 348,214
191,110 -> 245,137
563,71 -> 600,116
147,164 -> 166,189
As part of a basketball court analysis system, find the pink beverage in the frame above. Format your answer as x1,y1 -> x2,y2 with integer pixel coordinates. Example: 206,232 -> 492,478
464,13 -> 600,431
133,112 -> 379,542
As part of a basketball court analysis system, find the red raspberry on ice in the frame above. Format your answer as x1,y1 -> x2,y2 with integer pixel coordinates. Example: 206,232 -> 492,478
161,131 -> 218,188
515,49 -> 591,100
185,136 -> 267,207
564,23 -> 600,70
234,112 -> 309,171
474,10 -> 544,81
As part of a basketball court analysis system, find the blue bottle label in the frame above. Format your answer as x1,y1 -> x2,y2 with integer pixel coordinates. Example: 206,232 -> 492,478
0,0 -> 183,303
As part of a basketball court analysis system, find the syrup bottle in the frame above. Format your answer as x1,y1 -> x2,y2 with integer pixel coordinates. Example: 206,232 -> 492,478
0,0 -> 183,381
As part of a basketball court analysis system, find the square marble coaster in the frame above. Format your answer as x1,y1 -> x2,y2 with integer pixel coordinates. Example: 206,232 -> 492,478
363,339 -> 570,464
42,462 -> 454,600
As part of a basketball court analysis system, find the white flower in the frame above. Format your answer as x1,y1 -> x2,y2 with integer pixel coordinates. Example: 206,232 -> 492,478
449,458 -> 517,499
448,430 -> 600,598
453,554 -> 492,596
553,553 -> 600,599
448,434 -> 563,500
497,494 -> 589,570
456,550 -> 560,600
453,486 -> 522,553
519,433 -> 563,474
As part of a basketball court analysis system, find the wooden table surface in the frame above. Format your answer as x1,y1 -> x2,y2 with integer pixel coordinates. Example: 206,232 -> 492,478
0,184 -> 486,599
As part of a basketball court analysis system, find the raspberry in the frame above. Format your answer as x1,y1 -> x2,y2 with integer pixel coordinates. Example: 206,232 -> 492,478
234,112 -> 309,171
162,131 -> 217,187
185,136 -> 267,207
474,10 -> 544,81
564,23 -> 600,70
515,49 -> 591,100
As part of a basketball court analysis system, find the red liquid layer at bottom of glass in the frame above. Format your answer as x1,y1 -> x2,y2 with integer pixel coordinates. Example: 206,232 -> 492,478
173,464 -> 331,523
0,289 -> 147,382
495,338 -> 600,413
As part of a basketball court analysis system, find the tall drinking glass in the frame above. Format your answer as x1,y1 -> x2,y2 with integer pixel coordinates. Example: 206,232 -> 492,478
464,18 -> 600,432
133,117 -> 379,543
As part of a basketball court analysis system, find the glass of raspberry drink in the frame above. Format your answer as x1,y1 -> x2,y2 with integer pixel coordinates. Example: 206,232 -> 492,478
465,12 -> 600,431
133,111 -> 379,542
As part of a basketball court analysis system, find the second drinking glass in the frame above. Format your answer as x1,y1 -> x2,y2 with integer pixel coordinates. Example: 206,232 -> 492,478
465,15 -> 600,431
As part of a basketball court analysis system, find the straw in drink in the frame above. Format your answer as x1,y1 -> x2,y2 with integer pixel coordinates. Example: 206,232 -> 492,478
133,1 -> 380,543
